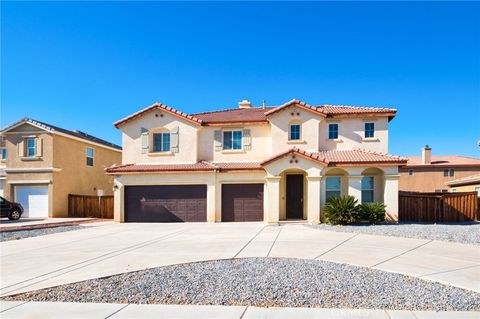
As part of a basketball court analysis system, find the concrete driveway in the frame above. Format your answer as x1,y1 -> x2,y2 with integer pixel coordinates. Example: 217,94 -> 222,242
1,222 -> 479,297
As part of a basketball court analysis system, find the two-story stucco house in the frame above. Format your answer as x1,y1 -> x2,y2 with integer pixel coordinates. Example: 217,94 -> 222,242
107,99 -> 407,223
1,118 -> 122,218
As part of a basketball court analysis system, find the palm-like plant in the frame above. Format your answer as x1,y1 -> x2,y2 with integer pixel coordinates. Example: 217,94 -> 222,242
357,202 -> 386,224
322,195 -> 359,225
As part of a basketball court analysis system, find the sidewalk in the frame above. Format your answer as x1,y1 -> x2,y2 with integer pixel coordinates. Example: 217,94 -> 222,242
1,301 -> 479,319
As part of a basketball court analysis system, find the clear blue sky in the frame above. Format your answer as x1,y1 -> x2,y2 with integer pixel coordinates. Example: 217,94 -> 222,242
1,2 -> 479,157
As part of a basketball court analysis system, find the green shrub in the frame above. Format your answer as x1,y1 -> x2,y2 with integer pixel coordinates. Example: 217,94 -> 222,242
357,202 -> 386,224
322,195 -> 359,225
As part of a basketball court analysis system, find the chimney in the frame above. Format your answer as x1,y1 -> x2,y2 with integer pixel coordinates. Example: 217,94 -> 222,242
238,99 -> 252,109
422,145 -> 431,165
262,100 -> 266,109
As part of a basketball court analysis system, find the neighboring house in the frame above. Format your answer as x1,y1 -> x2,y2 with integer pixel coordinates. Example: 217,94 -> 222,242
107,98 -> 407,223
399,146 -> 480,192
0,118 -> 122,218
447,173 -> 480,195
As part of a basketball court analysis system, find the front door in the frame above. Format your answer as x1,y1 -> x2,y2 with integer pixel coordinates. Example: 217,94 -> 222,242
286,174 -> 304,219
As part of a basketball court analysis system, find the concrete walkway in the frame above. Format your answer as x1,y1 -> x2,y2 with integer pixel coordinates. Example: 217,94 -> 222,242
1,301 -> 479,319
1,223 -> 479,297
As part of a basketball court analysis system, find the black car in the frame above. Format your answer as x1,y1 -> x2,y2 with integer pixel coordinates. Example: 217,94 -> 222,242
0,196 -> 24,220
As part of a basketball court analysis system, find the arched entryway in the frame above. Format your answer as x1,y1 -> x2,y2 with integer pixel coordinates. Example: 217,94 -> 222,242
361,167 -> 385,203
279,169 -> 308,220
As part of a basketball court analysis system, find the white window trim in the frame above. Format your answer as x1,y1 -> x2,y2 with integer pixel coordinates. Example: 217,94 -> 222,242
86,147 -> 94,167
288,123 -> 302,141
222,129 -> 243,151
151,131 -> 171,153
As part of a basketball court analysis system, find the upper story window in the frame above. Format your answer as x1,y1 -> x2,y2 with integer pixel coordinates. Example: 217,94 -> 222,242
364,122 -> 375,138
153,132 -> 170,152
1,147 -> 6,161
443,168 -> 454,177
26,138 -> 36,157
289,124 -> 301,141
361,176 -> 374,203
328,124 -> 339,139
326,176 -> 341,200
86,147 -> 94,166
223,130 -> 242,150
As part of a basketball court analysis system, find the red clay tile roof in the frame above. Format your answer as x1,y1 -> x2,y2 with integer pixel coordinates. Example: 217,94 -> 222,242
114,102 -> 203,128
115,99 -> 397,128
403,156 -> 480,168
212,162 -> 263,171
105,162 -> 216,174
446,173 -> 480,186
106,161 -> 264,174
262,147 -> 407,166
192,107 -> 275,124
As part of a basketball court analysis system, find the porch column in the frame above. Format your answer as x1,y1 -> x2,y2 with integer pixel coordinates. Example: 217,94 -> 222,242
206,180 -> 216,223
384,174 -> 399,220
348,175 -> 362,203
306,176 -> 321,224
113,180 -> 124,223
265,176 -> 281,224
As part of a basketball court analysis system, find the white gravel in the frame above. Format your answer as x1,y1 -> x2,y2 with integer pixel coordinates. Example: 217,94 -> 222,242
0,225 -> 86,242
308,222 -> 480,245
3,258 -> 479,311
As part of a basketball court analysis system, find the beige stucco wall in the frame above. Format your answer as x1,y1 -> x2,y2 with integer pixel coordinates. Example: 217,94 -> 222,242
399,167 -> 480,192
319,117 -> 389,153
268,107 -> 322,154
51,134 -> 121,216
119,110 -> 199,164
198,124 -> 271,162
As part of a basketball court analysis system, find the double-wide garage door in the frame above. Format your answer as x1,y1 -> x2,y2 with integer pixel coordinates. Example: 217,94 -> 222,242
222,184 -> 264,222
125,185 -> 207,222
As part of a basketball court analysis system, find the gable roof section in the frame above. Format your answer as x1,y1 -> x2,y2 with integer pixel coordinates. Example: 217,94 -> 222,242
1,118 -> 121,150
114,102 -> 203,128
262,147 -> 407,167
264,99 -> 325,118
446,173 -> 480,187
403,156 -> 480,168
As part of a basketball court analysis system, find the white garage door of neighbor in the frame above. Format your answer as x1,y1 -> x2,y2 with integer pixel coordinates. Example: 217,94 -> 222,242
15,185 -> 49,218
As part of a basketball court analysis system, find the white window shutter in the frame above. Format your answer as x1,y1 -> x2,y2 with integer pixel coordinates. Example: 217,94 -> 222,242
141,128 -> 149,154
243,129 -> 251,151
214,130 -> 222,152
35,138 -> 43,157
170,126 -> 179,153
17,140 -> 25,157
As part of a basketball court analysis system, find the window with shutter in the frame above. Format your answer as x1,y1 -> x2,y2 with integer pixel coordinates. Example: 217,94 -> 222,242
214,130 -> 222,152
141,128 -> 149,154
243,129 -> 251,150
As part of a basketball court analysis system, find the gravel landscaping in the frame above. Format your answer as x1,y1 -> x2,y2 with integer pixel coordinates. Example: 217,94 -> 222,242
308,222 -> 480,245
0,225 -> 86,242
3,258 -> 479,311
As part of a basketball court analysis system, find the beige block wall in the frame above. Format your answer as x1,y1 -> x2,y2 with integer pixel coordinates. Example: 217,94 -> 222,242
198,124 -> 272,162
399,167 -> 480,192
449,184 -> 480,193
120,110 -> 199,164
319,117 -> 389,153
51,135 -> 121,216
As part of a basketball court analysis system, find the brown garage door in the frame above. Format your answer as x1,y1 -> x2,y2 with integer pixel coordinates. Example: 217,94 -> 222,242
125,185 -> 207,222
222,184 -> 264,222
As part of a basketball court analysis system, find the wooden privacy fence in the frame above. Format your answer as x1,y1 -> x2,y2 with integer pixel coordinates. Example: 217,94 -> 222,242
399,191 -> 478,222
68,194 -> 114,219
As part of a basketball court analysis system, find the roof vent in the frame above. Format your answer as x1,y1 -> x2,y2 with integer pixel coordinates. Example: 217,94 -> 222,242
238,99 -> 252,109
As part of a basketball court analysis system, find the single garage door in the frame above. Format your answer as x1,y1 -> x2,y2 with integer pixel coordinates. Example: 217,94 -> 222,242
15,185 -> 49,218
222,184 -> 264,222
125,185 -> 207,222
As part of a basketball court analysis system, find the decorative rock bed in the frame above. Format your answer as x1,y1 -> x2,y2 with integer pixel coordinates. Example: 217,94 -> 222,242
3,258 -> 479,311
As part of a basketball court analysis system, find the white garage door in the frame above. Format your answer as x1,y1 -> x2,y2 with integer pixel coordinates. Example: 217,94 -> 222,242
15,185 -> 49,218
